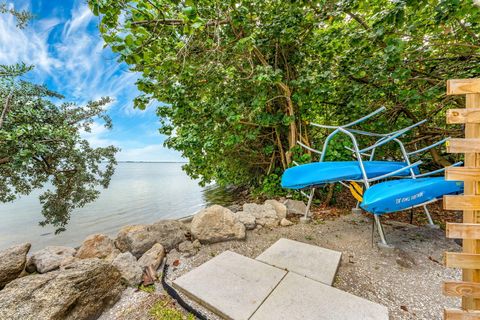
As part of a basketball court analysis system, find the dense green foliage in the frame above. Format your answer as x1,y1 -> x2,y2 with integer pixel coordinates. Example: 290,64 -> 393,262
0,10 -> 118,232
90,0 -> 480,191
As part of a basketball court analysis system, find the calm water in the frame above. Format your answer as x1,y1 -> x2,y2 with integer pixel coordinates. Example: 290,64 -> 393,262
0,163 -> 230,251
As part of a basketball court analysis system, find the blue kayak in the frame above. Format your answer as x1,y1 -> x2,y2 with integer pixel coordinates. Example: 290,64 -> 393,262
361,177 -> 463,215
281,161 -> 419,190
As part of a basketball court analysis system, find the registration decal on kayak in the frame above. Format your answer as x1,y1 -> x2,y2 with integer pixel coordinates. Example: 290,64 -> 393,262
395,191 -> 424,204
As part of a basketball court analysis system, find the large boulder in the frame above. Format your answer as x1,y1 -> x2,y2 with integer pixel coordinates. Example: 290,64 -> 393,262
115,220 -> 187,258
0,243 -> 30,288
31,246 -> 76,274
76,234 -> 119,261
243,203 -> 279,227
191,205 -> 246,243
112,252 -> 143,287
137,243 -> 165,270
284,199 -> 307,216
265,200 -> 287,219
0,259 -> 124,320
233,211 -> 256,230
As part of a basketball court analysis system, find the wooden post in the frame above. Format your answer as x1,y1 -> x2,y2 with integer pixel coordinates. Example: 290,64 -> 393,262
444,79 -> 480,317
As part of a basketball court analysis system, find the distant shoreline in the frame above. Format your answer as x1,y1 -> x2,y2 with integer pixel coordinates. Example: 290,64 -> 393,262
116,161 -> 188,164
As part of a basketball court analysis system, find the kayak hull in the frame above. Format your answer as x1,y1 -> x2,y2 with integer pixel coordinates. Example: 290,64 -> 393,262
281,161 -> 419,190
360,177 -> 463,215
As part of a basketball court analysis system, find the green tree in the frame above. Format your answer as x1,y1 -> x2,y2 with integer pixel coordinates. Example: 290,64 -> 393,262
0,8 -> 118,232
89,0 -> 480,191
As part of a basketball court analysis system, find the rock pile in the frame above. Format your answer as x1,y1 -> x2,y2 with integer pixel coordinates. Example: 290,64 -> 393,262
0,198 -> 304,319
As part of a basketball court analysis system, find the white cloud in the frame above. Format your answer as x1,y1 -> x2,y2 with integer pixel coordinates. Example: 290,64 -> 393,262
0,7 -> 61,73
0,2 -> 140,109
62,4 -> 93,38
80,122 -> 116,148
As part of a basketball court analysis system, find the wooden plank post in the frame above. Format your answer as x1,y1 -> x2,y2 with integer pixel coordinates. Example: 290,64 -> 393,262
444,79 -> 480,316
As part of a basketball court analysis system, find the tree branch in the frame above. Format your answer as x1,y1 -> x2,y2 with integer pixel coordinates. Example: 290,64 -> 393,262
345,11 -> 370,31
131,18 -> 228,27
0,91 -> 13,129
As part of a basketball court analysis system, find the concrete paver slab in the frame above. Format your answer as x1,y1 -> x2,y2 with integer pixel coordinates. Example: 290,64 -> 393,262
172,250 -> 287,320
250,272 -> 389,320
256,238 -> 341,285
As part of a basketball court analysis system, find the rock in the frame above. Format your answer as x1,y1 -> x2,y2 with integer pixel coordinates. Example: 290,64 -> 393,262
115,220 -> 187,258
284,199 -> 307,216
192,239 -> 202,249
227,204 -> 242,213
280,218 -> 294,227
0,243 -> 30,288
137,243 -> 165,271
0,259 -> 123,320
59,256 -> 80,270
31,246 -> 76,274
76,234 -> 119,261
178,240 -> 194,253
25,256 -> 36,273
112,252 -> 143,286
243,203 -> 279,227
265,199 -> 287,219
178,241 -> 198,257
191,205 -> 246,243
234,211 -> 256,230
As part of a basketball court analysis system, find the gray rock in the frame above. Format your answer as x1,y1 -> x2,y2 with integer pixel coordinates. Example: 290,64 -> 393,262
234,211 -> 256,230
280,218 -> 294,227
137,243 -> 165,271
115,220 -> 187,258
243,203 -> 279,227
76,233 -> 119,261
192,239 -> 202,249
25,256 -> 36,273
227,204 -> 242,213
265,200 -> 287,219
0,243 -> 30,288
112,252 -> 143,286
284,199 -> 307,216
191,205 -> 246,243
59,256 -> 80,270
0,259 -> 123,320
31,246 -> 76,274
178,240 -> 194,253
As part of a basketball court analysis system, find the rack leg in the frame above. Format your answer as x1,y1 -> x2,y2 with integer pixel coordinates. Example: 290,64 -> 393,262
300,188 -> 315,223
352,201 -> 363,214
374,215 -> 394,249
423,205 -> 439,229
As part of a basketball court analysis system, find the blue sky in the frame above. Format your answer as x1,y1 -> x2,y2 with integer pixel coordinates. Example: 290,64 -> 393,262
1,1 -> 183,162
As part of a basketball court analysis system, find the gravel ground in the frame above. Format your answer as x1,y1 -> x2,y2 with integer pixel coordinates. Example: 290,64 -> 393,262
100,212 -> 462,320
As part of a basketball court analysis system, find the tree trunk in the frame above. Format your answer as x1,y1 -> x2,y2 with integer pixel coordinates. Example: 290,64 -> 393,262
278,83 -> 298,165
324,184 -> 335,207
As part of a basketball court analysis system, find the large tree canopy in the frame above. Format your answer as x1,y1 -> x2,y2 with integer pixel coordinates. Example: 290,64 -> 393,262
0,10 -> 118,232
89,0 -> 480,193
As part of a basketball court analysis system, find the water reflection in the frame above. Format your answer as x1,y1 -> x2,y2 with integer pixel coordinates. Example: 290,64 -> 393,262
0,163 -> 234,251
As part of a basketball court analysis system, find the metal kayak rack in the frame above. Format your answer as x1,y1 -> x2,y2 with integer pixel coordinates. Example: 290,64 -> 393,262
285,106 -> 462,247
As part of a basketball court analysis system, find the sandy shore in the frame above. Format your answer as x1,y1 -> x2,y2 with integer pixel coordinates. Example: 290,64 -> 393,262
100,210 -> 461,320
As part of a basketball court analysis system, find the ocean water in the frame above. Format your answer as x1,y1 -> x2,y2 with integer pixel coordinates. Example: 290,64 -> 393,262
0,162 -> 223,251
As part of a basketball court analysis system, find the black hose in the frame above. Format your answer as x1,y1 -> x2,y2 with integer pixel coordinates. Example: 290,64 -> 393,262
161,263 -> 210,320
